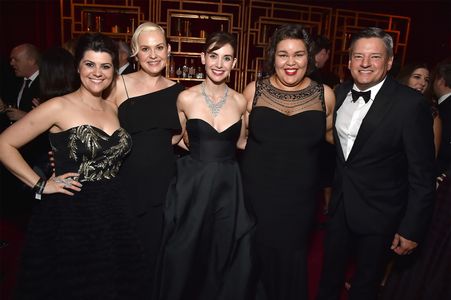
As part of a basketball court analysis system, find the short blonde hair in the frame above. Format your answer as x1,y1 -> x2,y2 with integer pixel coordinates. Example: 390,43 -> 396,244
130,22 -> 166,57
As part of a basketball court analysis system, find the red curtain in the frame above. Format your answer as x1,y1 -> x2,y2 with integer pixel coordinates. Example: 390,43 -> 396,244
0,0 -> 61,59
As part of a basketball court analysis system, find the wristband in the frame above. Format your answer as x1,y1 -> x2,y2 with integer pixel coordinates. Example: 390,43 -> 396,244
32,177 -> 46,200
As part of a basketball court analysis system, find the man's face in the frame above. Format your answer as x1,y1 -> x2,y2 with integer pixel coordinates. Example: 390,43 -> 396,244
315,48 -> 330,69
348,37 -> 393,90
10,46 -> 34,78
433,76 -> 445,98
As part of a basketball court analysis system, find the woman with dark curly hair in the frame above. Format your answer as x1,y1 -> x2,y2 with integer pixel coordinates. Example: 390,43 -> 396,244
240,23 -> 335,300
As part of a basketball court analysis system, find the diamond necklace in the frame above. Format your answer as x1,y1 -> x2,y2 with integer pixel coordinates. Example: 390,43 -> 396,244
201,82 -> 228,117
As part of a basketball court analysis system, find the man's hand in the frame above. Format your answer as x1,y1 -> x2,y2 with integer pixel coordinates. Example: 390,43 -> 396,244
391,233 -> 418,255
5,107 -> 26,121
0,98 -> 5,112
32,98 -> 41,109
436,173 -> 447,189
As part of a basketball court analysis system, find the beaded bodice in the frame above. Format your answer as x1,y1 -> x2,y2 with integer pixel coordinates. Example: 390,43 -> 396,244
253,78 -> 325,116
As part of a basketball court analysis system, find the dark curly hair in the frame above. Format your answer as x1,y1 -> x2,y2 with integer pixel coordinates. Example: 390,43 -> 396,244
265,24 -> 314,76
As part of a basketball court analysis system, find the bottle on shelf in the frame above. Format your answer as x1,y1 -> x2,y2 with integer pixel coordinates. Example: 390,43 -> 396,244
176,66 -> 182,78
188,58 -> 196,79
85,12 -> 94,32
196,66 -> 204,79
182,58 -> 189,78
95,15 -> 103,32
176,19 -> 182,36
169,56 -> 176,78
184,20 -> 191,37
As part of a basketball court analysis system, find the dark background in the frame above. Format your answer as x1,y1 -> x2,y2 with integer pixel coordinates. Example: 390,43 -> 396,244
0,0 -> 450,70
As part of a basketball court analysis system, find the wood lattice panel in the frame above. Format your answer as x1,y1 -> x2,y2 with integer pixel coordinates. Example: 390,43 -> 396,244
60,0 -> 147,43
154,0 -> 245,90
243,0 -> 333,88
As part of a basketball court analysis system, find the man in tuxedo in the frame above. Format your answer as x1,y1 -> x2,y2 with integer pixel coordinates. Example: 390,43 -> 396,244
1,44 -> 50,214
5,43 -> 40,120
433,60 -> 451,180
117,40 -> 135,75
317,27 -> 436,300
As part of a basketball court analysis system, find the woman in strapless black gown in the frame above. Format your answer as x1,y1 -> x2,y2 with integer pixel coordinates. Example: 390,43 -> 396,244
0,33 -> 148,299
107,23 -> 185,294
240,24 -> 335,300
154,32 -> 255,300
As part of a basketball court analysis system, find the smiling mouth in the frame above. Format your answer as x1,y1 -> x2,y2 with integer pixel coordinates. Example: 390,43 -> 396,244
285,69 -> 297,75
211,69 -> 225,75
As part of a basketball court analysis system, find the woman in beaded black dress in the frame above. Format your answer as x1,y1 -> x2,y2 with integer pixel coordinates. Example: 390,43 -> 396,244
106,23 -> 185,293
0,33 -> 147,299
240,24 -> 335,300
154,32 -> 255,300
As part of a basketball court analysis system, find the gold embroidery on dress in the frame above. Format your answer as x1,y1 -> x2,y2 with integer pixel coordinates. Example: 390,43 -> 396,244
65,125 -> 131,182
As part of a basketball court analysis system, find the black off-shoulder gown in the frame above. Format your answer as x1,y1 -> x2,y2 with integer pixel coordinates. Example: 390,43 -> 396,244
117,83 -> 185,291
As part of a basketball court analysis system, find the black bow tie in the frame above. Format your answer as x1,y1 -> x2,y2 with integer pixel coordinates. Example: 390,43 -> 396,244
351,89 -> 371,103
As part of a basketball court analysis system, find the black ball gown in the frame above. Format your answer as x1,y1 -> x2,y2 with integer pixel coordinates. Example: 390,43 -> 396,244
154,119 -> 256,300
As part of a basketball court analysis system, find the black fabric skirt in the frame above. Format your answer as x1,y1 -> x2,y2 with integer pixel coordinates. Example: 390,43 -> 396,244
14,178 -> 150,300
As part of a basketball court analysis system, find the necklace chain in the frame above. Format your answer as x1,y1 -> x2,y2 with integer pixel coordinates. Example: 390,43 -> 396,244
201,82 -> 228,117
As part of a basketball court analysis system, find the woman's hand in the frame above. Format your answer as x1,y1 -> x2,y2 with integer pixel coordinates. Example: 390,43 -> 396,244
44,172 -> 82,196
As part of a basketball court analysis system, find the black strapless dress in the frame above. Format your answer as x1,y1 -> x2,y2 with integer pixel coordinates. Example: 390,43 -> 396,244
15,125 -> 149,300
154,119 -> 255,300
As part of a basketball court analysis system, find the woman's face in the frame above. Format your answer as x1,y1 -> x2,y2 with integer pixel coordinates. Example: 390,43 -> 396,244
78,50 -> 114,96
136,30 -> 169,76
273,38 -> 309,88
201,43 -> 236,83
407,67 -> 430,94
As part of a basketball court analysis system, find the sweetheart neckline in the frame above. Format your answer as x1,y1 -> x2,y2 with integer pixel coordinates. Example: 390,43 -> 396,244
50,125 -> 124,137
188,118 -> 241,134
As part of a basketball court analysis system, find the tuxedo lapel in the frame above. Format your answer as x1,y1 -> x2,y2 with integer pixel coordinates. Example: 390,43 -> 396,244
347,78 -> 396,161
334,81 -> 352,163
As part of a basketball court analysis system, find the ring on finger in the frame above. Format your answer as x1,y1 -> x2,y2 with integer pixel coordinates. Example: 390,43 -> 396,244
53,178 -> 64,184
53,177 -> 71,188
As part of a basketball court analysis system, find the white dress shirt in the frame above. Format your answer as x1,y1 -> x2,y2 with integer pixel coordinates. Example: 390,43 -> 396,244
437,92 -> 451,105
118,62 -> 130,75
17,70 -> 39,107
336,77 -> 386,160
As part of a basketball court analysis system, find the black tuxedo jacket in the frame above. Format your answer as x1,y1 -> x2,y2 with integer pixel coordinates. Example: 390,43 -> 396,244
120,63 -> 135,75
17,76 -> 40,112
437,95 -> 451,175
330,76 -> 436,242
